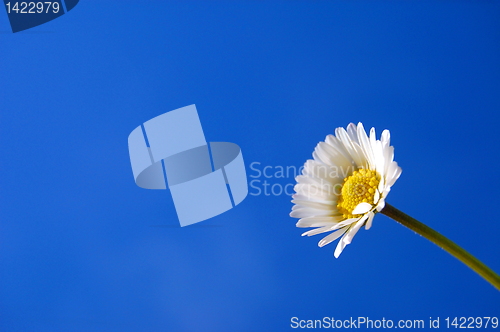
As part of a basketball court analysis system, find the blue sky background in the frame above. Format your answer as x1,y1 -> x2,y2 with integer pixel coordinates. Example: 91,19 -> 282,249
1,1 -> 500,331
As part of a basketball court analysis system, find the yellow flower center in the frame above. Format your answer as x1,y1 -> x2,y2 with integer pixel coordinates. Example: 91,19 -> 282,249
337,169 -> 380,219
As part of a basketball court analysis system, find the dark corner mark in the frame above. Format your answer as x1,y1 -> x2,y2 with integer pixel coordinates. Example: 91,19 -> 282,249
3,0 -> 79,33
64,0 -> 78,12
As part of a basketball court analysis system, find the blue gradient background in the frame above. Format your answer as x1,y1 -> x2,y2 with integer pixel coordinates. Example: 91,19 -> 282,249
1,1 -> 499,331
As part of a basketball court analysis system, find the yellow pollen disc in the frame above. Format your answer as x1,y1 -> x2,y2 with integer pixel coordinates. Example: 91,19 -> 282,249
337,169 -> 381,219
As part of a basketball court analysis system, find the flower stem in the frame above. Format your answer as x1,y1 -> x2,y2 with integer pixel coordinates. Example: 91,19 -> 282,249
381,203 -> 500,291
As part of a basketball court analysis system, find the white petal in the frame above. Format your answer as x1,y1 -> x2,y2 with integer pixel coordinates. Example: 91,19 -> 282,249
357,123 -> 376,169
297,221 -> 335,228
346,123 -> 359,144
384,161 -> 398,180
296,216 -> 344,228
369,127 -> 377,148
374,140 -> 385,177
369,128 -> 379,161
378,176 -> 385,193
290,207 -> 333,218
318,228 -> 348,247
336,127 -> 366,168
365,211 -> 375,230
352,202 -> 372,215
385,162 -> 402,188
313,142 -> 352,173
331,217 -> 359,230
334,233 -> 349,258
295,174 -> 337,191
303,159 -> 338,183
383,145 -> 394,177
333,224 -> 363,258
292,193 -> 336,205
302,226 -> 335,237
381,129 -> 390,148
301,216 -> 344,222
324,135 -> 353,163
376,198 -> 386,212
342,213 -> 369,244
291,199 -> 335,210
351,144 -> 369,169
294,175 -> 327,188
373,189 -> 380,204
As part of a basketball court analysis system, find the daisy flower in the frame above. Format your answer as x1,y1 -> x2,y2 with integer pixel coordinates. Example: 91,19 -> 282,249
290,122 -> 402,257
289,122 -> 500,290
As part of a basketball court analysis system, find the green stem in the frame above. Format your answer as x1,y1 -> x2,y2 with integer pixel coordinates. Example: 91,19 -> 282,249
381,203 -> 500,291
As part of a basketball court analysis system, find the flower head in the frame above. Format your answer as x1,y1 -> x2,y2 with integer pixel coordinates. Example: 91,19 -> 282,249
290,123 -> 402,257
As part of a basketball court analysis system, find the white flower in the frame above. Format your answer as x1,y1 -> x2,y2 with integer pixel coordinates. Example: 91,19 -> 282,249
290,122 -> 402,257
